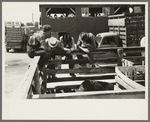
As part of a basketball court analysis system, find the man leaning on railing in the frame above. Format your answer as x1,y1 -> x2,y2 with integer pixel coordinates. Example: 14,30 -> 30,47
27,25 -> 52,71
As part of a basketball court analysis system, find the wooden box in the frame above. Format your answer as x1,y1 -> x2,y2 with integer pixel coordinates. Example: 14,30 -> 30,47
108,13 -> 145,47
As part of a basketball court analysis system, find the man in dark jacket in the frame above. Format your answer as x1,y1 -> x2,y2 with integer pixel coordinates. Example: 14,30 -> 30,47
27,25 -> 52,94
27,25 -> 52,70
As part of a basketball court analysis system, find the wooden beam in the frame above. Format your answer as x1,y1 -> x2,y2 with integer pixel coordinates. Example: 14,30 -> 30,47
41,66 -> 47,94
47,73 -> 116,82
122,56 -> 145,62
47,58 -> 118,64
123,47 -> 145,54
47,66 -> 115,74
114,84 -> 122,91
32,67 -> 41,94
51,47 -> 144,56
31,90 -> 145,99
47,81 -> 82,90
47,79 -> 116,90
13,56 -> 40,99
115,76 -> 135,90
27,85 -> 33,99
51,48 -> 120,55
134,80 -> 145,83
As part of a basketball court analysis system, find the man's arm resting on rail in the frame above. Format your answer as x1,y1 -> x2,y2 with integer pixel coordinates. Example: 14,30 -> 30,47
28,49 -> 47,58
77,45 -> 90,53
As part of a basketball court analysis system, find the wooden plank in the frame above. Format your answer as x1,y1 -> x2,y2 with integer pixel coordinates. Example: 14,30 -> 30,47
47,58 -> 118,65
122,56 -> 145,66
119,36 -> 126,40
114,84 -> 122,91
31,90 -> 145,99
47,66 -> 115,74
13,56 -> 40,99
108,18 -> 125,26
92,50 -> 117,54
115,66 -> 145,90
32,67 -> 41,94
6,45 -> 22,49
47,81 -> 82,90
48,73 -> 116,82
123,47 -> 145,52
135,80 -> 145,83
123,56 -> 145,61
108,13 -> 144,19
6,42 -> 22,46
27,85 -> 33,99
93,53 -> 118,58
47,79 -> 116,90
119,31 -> 126,35
108,13 -> 125,18
109,26 -> 126,31
115,76 -> 135,90
41,66 -> 47,94
51,47 -> 144,56
109,27 -> 126,32
52,50 -> 118,56
6,40 -> 22,43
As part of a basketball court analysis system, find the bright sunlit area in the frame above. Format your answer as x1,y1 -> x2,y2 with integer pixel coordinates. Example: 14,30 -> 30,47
2,2 -> 41,24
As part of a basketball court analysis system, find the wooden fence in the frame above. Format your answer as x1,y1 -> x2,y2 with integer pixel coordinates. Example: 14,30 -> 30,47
13,47 -> 145,99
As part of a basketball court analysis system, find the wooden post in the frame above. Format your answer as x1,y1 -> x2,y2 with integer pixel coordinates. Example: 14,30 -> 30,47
117,48 -> 123,66
32,67 -> 41,94
109,6 -> 115,15
41,66 -> 47,94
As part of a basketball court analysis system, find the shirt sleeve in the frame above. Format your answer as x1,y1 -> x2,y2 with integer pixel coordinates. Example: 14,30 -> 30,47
59,36 -> 66,51
77,34 -> 82,46
88,33 -> 96,48
70,37 -> 75,51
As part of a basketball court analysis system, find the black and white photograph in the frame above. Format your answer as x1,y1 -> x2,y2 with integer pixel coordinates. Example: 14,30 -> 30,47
2,2 -> 148,120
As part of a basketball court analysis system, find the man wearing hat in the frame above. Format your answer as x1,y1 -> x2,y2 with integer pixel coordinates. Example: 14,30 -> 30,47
46,37 -> 60,49
76,32 -> 98,69
59,33 -> 76,77
45,37 -> 61,79
27,24 -> 52,70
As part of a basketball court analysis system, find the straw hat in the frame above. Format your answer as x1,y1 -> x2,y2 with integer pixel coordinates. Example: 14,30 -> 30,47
46,37 -> 59,48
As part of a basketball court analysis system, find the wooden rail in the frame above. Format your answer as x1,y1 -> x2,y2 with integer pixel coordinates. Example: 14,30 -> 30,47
13,56 -> 41,99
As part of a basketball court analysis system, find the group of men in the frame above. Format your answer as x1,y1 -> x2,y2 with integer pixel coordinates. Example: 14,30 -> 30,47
27,24 -> 99,79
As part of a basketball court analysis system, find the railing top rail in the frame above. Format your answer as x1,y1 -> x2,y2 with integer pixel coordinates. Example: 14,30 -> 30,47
13,56 -> 40,99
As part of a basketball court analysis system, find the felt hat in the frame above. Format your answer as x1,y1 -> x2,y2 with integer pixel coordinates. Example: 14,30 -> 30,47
42,25 -> 51,32
46,37 -> 59,48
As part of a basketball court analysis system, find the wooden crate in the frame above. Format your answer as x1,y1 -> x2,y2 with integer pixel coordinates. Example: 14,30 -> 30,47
6,42 -> 22,49
108,13 -> 145,47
